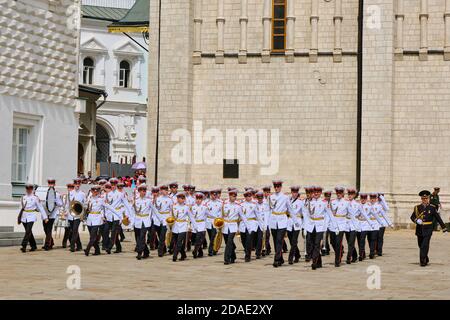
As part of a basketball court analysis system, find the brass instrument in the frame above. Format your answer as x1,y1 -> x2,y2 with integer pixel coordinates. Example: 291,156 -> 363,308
122,214 -> 130,226
165,216 -> 176,247
70,200 -> 84,218
212,217 -> 225,252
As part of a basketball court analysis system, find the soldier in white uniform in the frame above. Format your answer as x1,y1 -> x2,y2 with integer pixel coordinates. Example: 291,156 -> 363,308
321,190 -> 333,256
183,184 -> 195,251
287,186 -> 303,264
302,186 -> 337,270
168,182 -> 178,202
155,184 -> 173,257
302,186 -> 314,261
104,178 -> 133,254
222,189 -> 247,265
19,184 -> 48,252
329,186 -> 351,267
375,193 -> 393,256
134,184 -> 157,260
171,192 -> 192,262
206,189 -> 223,256
261,186 -> 272,255
148,186 -> 161,250
345,188 -> 361,263
84,185 -> 115,256
268,180 -> 291,268
190,192 -> 208,258
42,178 -> 63,251
67,178 -> 85,252
368,193 -> 390,259
355,193 -> 378,261
255,191 -> 270,258
241,190 -> 260,262
62,183 -> 74,248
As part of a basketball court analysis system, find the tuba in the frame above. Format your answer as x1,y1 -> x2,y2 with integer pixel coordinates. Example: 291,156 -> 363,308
165,216 -> 176,247
70,200 -> 84,218
212,217 -> 225,252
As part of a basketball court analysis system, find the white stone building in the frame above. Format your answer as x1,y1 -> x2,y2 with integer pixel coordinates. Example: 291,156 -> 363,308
80,0 -> 148,172
0,0 -> 81,230
147,0 -> 450,226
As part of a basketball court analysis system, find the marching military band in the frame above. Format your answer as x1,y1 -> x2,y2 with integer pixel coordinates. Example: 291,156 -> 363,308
17,178 -> 448,269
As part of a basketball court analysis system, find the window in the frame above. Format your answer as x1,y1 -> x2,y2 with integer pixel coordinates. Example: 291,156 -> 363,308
11,126 -> 29,183
119,60 -> 131,88
272,0 -> 287,52
223,159 -> 239,179
83,57 -> 95,85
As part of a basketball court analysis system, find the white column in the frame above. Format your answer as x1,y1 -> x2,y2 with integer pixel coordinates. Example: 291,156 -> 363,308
419,0 -> 428,61
193,0 -> 203,64
333,0 -> 342,62
285,0 -> 295,62
395,0 -> 404,60
239,0 -> 248,63
310,0 -> 319,62
262,0 -> 271,63
216,0 -> 225,64
444,0 -> 450,60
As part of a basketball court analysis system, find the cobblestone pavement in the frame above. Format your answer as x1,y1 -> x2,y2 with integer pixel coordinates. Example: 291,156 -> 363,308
1,230 -> 449,300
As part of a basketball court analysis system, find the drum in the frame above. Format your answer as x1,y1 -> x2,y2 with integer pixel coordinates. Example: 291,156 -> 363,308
35,186 -> 57,213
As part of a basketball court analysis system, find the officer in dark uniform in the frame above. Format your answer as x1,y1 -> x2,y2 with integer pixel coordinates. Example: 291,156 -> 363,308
430,187 -> 441,231
410,190 -> 447,267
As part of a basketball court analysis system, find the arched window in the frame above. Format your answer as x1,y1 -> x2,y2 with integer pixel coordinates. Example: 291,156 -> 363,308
119,60 -> 131,88
83,57 -> 95,84
96,123 -> 110,163
272,0 -> 287,52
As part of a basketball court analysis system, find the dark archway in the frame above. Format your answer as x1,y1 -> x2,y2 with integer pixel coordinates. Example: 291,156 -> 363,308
96,123 -> 110,163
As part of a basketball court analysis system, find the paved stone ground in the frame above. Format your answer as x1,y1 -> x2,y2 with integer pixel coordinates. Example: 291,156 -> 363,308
0,229 -> 449,300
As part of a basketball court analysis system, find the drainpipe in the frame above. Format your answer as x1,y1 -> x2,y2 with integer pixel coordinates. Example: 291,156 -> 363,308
356,0 -> 364,191
154,0 -> 162,186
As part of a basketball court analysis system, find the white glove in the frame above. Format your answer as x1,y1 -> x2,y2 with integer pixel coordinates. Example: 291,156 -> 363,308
390,224 -> 394,229
295,223 -> 300,228
416,219 -> 423,225
335,231 -> 339,235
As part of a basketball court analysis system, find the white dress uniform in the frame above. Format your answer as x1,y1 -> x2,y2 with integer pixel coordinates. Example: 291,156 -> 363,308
287,197 -> 303,232
330,198 -> 351,233
67,189 -> 86,221
86,197 -> 114,227
133,197 -> 155,229
347,199 -> 362,232
240,200 -> 259,233
186,195 -> 195,208
268,192 -> 290,229
105,190 -> 133,222
155,195 -> 173,227
206,199 -> 223,229
356,203 -> 377,231
255,201 -> 270,231
373,201 -> 392,227
222,202 -> 246,234
367,203 -> 387,230
302,198 -> 331,233
20,194 -> 48,223
172,204 -> 192,234
190,203 -> 208,233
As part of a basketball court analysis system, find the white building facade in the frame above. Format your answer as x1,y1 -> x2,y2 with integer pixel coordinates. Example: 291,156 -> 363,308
80,0 -> 148,170
0,0 -> 81,229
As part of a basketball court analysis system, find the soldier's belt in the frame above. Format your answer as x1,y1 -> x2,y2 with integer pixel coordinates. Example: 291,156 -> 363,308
115,206 -> 124,211
24,209 -> 37,213
207,216 -> 217,219
272,211 -> 287,216
247,218 -> 257,221
176,219 -> 188,222
357,217 -> 366,221
310,217 -> 324,221
136,213 -> 149,217
196,219 -> 205,222
335,214 -> 347,218
159,211 -> 170,214
422,221 -> 433,225
370,217 -> 376,221
225,219 -> 239,223
89,211 -> 101,215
